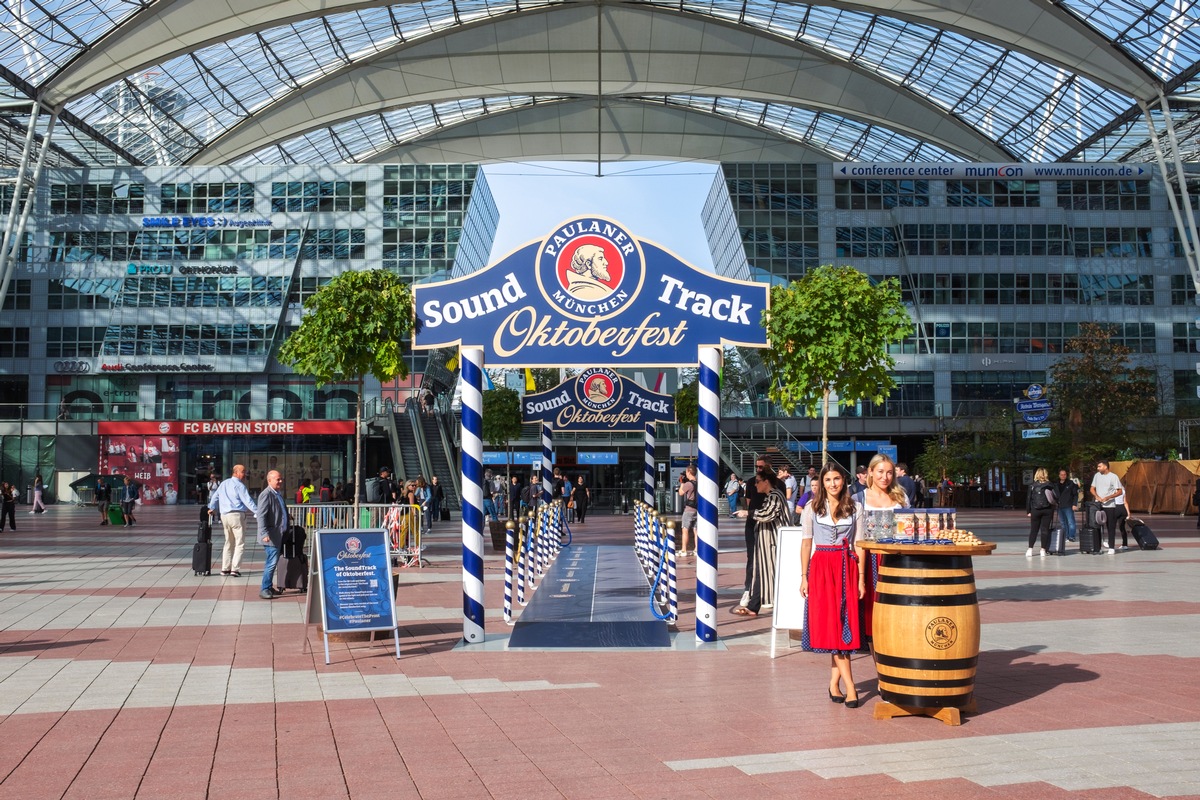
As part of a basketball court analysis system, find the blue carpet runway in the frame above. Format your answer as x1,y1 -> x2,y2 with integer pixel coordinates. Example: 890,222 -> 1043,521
507,544 -> 671,648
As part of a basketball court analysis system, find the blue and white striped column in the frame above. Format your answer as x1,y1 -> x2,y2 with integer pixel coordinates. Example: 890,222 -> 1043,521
460,347 -> 486,643
503,521 -> 515,624
644,422 -> 656,507
695,346 -> 721,643
541,422 -> 554,506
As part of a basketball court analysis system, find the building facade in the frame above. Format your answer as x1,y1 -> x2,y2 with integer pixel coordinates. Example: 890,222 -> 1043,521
1,160 -> 1195,501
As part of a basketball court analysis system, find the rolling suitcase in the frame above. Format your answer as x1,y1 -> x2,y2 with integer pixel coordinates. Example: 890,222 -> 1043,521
1047,525 -> 1067,555
198,511 -> 212,543
1079,525 -> 1103,554
274,525 -> 309,592
1082,500 -> 1103,529
192,541 -> 212,575
1128,518 -> 1160,550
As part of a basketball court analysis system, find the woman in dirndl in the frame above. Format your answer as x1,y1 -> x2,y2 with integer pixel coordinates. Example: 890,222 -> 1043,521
800,463 -> 866,708
854,453 -> 909,644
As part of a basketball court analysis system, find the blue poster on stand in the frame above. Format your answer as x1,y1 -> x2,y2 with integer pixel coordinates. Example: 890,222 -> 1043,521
316,529 -> 397,635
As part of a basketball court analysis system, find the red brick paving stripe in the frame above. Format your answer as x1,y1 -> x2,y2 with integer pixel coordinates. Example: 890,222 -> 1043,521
980,598 -> 1199,623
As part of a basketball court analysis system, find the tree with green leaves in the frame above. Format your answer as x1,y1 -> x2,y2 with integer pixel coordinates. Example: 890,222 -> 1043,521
481,386 -> 523,470
761,265 -> 914,462
278,270 -> 415,512
1048,322 -> 1157,470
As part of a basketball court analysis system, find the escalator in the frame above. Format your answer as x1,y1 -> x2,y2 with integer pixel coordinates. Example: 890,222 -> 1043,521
419,411 -> 459,513
392,403 -> 424,483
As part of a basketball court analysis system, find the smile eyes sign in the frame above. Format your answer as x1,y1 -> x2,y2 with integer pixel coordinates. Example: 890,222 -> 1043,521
412,216 -> 769,367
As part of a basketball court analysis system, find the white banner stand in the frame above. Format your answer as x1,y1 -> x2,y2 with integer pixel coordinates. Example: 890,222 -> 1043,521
770,525 -> 806,658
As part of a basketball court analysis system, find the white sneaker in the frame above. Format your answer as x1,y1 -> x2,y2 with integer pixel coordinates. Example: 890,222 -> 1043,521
1118,546 -> 1129,552
1040,549 -> 1047,557
1105,548 -> 1116,555
1025,548 -> 1034,557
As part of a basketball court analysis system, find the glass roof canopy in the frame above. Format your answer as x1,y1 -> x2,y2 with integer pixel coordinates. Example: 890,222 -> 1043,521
2,0 -> 1200,168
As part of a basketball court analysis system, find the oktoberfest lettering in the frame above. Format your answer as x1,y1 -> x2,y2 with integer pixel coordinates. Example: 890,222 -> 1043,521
496,307 -> 687,359
555,406 -> 642,429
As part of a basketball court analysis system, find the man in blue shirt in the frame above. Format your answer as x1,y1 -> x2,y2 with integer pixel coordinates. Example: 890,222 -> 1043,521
254,470 -> 288,599
208,464 -> 258,577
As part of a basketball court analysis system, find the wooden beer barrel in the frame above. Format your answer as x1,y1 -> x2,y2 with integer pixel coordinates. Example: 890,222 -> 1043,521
868,547 -> 988,710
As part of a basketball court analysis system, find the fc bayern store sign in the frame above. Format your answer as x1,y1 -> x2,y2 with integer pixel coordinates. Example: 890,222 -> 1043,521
98,421 -> 355,435
413,216 -> 769,366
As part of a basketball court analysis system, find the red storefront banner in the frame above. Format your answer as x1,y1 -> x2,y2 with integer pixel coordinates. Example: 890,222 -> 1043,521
98,420 -> 356,435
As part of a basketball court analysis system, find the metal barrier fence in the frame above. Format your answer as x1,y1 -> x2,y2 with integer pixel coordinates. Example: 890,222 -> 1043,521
634,501 -> 677,625
503,500 -> 568,623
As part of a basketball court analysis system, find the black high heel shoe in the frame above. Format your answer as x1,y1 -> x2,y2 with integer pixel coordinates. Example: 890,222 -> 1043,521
828,689 -> 844,704
844,695 -> 860,709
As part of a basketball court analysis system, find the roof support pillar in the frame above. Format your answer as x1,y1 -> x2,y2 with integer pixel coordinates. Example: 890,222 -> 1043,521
0,102 -> 58,312
1139,94 -> 1200,296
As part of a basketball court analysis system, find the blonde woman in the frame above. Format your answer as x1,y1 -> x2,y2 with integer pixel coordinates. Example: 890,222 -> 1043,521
1026,467 -> 1058,557
852,453 -> 909,642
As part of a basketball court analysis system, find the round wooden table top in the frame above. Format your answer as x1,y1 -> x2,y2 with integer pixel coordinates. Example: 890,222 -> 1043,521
859,540 -> 997,556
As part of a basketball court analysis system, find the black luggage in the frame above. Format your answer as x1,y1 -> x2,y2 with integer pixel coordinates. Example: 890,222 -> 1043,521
1082,500 -> 1103,529
192,541 -> 212,575
1128,518 -> 1160,550
1079,525 -> 1103,554
1047,525 -> 1067,555
441,506 -> 451,522
274,525 -> 309,592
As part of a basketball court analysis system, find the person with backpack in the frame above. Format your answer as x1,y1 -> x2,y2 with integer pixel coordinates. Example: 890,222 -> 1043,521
1026,467 -> 1058,557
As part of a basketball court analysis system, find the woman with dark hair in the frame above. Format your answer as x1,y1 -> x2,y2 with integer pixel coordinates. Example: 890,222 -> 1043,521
800,463 -> 866,707
731,469 -> 790,617
573,475 -> 589,524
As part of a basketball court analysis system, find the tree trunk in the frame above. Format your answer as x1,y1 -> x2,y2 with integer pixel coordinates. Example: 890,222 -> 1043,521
353,374 -> 363,521
820,387 -> 831,467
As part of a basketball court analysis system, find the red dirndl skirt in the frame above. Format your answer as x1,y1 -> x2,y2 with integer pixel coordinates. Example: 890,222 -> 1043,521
801,544 -> 861,654
859,552 -> 880,639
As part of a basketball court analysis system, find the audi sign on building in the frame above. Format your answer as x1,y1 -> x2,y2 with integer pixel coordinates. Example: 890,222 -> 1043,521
54,361 -> 91,374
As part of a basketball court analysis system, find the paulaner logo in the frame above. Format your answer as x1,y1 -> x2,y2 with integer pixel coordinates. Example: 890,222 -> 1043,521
577,367 -> 620,412
537,216 -> 643,321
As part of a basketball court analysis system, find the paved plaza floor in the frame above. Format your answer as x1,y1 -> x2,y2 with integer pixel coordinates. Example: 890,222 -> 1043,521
1,502 -> 1198,799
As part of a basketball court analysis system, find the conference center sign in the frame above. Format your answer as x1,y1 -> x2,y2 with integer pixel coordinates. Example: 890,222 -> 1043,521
413,216 -> 768,366
522,367 -> 676,432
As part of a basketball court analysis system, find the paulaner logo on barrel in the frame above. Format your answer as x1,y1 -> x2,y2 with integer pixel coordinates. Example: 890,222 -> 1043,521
536,216 -> 643,321
925,616 -> 958,649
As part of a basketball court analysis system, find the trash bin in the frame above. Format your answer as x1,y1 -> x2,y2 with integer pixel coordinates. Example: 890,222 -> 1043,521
107,504 -> 124,525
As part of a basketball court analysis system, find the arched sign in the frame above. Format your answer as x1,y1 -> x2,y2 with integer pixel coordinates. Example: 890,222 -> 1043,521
522,368 -> 675,432
413,216 -> 769,366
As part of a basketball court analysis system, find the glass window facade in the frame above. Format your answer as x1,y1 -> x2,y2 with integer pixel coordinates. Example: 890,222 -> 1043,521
898,224 -> 1069,256
951,371 -> 1046,417
380,164 -> 478,280
270,180 -> 366,212
724,163 -> 818,283
900,273 -> 1154,306
49,182 -> 145,215
0,327 -> 30,358
946,180 -> 1041,207
162,182 -> 255,214
1057,180 -> 1150,211
835,179 -> 930,209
